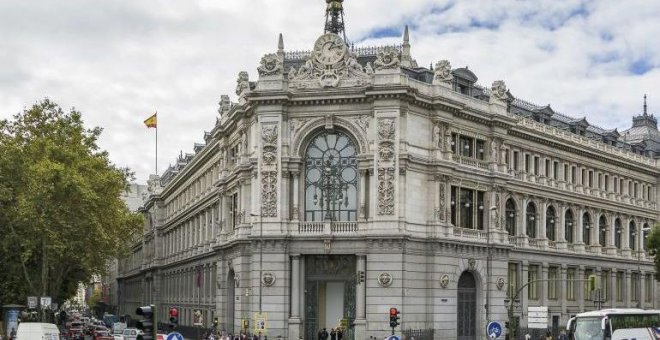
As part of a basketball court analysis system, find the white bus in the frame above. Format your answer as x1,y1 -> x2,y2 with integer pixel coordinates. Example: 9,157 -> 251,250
567,308 -> 660,340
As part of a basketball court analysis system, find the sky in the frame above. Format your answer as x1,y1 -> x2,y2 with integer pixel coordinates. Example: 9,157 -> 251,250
1,0 -> 659,184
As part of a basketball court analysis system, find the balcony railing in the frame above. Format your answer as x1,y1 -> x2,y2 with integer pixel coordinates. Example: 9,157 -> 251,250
453,227 -> 487,240
451,155 -> 489,170
297,221 -> 359,234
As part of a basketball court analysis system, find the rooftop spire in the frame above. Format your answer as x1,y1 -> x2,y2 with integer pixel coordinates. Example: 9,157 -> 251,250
324,0 -> 347,42
403,24 -> 409,44
278,33 -> 284,55
643,94 -> 648,116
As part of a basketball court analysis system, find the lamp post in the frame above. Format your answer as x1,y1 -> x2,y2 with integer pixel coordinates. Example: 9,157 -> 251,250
250,209 -> 264,313
635,226 -> 651,308
486,205 -> 497,322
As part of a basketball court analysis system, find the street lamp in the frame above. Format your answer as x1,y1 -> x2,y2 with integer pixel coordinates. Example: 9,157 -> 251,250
250,209 -> 264,313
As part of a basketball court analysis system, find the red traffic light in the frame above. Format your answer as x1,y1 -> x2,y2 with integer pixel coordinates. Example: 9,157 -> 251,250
389,308 -> 398,316
169,308 -> 178,317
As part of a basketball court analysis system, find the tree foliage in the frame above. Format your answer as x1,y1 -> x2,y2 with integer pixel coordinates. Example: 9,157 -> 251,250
647,224 -> 660,281
0,99 -> 143,305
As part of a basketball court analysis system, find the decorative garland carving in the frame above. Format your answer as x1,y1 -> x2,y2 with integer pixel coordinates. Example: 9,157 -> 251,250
261,124 -> 279,217
373,46 -> 400,71
438,182 -> 446,221
377,167 -> 395,215
353,115 -> 370,133
289,118 -> 309,137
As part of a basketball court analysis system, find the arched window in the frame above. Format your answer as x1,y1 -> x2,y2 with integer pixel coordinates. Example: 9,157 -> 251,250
304,130 -> 358,221
598,216 -> 607,247
526,202 -> 537,238
565,209 -> 574,243
505,199 -> 516,236
546,206 -> 556,241
629,221 -> 637,251
583,212 -> 591,245
615,218 -> 622,249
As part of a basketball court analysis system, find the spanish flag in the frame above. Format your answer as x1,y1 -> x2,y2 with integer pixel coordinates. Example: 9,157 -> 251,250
144,112 -> 157,128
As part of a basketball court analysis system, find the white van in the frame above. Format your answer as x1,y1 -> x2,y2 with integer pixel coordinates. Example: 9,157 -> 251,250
16,322 -> 61,340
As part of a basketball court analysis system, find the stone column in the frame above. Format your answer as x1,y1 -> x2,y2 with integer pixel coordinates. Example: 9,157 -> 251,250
560,265 -> 567,316
292,171 -> 300,221
539,156 -> 547,185
611,269 -> 617,308
355,255 -> 367,340
625,269 -> 632,307
359,170 -> 367,220
521,261 -> 529,327
539,201 -> 547,247
577,266 -> 585,312
607,215 -> 617,255
557,205 -> 567,250
540,263 -> 549,306
289,255 -> 302,340
639,270 -> 646,308
575,207 -> 585,252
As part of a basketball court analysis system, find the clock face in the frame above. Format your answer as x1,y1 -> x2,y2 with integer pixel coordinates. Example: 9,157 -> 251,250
314,33 -> 346,65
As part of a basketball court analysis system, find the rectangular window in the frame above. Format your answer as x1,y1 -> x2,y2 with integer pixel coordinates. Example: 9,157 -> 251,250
545,159 -> 550,177
230,192 -> 239,230
534,156 -> 539,175
451,133 -> 457,153
601,270 -> 609,302
616,272 -> 624,302
513,151 -> 520,171
614,177 -> 618,192
508,263 -> 519,298
634,182 -> 639,198
450,186 -> 485,230
584,269 -> 594,300
525,154 -> 530,173
528,265 -> 539,300
459,135 -> 474,158
476,139 -> 485,160
564,164 -> 569,181
571,166 -> 576,183
632,272 -> 639,302
548,266 -> 558,300
597,173 -> 602,189
620,179 -> 624,194
646,274 -> 652,303
588,171 -> 593,188
505,149 -> 510,168
582,169 -> 586,186
605,175 -> 609,191
553,161 -> 559,179
567,268 -> 576,301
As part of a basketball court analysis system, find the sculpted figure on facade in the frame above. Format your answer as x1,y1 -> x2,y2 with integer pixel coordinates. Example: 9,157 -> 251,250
235,71 -> 250,96
257,53 -> 283,77
287,67 -> 297,80
490,80 -> 508,102
438,182 -> 446,221
260,124 -> 279,218
444,129 -> 453,152
261,125 -> 278,165
490,138 -> 499,163
377,118 -> 396,141
373,46 -> 400,71
365,62 -> 374,75
433,60 -> 453,83
218,95 -> 232,116
346,53 -> 363,73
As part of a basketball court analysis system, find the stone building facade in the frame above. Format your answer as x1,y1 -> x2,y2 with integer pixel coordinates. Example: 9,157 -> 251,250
117,2 -> 660,339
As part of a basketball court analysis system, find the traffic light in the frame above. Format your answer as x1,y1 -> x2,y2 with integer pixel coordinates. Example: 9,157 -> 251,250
358,271 -> 365,284
168,307 -> 179,330
136,305 -> 156,340
389,307 -> 400,328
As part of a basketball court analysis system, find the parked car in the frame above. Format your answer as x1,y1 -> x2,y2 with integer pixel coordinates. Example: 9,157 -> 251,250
121,328 -> 144,340
93,330 -> 115,340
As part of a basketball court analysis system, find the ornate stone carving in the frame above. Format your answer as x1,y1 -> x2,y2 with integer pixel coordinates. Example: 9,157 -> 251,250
261,272 -> 276,287
257,53 -> 283,77
496,277 -> 505,290
235,71 -> 250,96
289,118 -> 309,136
490,138 -> 499,163
378,141 -> 395,161
468,258 -> 476,271
234,275 -> 240,288
353,115 -> 370,133
377,167 -> 395,215
365,62 -> 374,75
433,60 -> 453,83
377,118 -> 395,140
438,182 -> 446,221
373,46 -> 400,71
377,272 -> 393,287
261,124 -> 279,218
440,274 -> 450,288
218,95 -> 232,115
490,80 -> 508,102
289,34 -> 372,89
444,129 -> 453,152
287,67 -> 297,80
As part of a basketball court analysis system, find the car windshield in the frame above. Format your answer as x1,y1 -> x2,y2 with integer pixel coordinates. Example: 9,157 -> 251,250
575,317 -> 604,340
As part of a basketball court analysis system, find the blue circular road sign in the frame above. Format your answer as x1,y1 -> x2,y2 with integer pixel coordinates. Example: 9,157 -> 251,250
167,332 -> 184,340
487,321 -> 503,339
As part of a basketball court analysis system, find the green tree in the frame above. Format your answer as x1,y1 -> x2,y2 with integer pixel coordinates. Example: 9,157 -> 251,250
0,99 -> 143,306
647,224 -> 660,281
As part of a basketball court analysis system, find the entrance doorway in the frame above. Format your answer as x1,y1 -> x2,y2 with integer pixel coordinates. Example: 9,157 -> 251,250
304,255 -> 356,340
457,271 -> 477,340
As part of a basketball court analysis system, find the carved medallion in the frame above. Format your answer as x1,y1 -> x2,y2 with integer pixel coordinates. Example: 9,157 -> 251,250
378,272 -> 393,287
496,277 -> 505,290
440,274 -> 450,288
262,272 -> 276,287
468,258 -> 476,271
373,46 -> 400,71
257,53 -> 283,77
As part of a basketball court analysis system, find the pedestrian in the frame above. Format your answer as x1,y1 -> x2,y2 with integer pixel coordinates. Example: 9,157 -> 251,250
330,328 -> 336,340
10,328 -> 16,340
318,329 -> 323,340
557,330 -> 568,340
545,330 -> 553,340
321,328 -> 328,340
337,328 -> 343,340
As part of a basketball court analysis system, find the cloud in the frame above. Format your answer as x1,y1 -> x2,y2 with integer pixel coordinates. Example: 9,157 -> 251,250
0,0 -> 659,183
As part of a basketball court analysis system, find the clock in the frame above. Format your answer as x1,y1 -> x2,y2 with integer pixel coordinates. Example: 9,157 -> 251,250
314,33 -> 347,65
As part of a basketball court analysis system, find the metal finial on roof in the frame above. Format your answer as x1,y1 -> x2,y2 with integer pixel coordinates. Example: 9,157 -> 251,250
324,0 -> 347,42
278,33 -> 284,53
403,25 -> 409,44
643,94 -> 648,116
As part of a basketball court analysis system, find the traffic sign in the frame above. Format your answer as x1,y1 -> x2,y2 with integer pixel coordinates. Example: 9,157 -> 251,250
527,306 -> 548,329
40,296 -> 52,309
27,296 -> 38,309
166,332 -> 184,340
385,336 -> 400,340
487,321 -> 503,339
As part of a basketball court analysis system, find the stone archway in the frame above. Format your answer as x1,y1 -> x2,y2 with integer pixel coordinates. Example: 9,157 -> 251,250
457,271 -> 477,340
